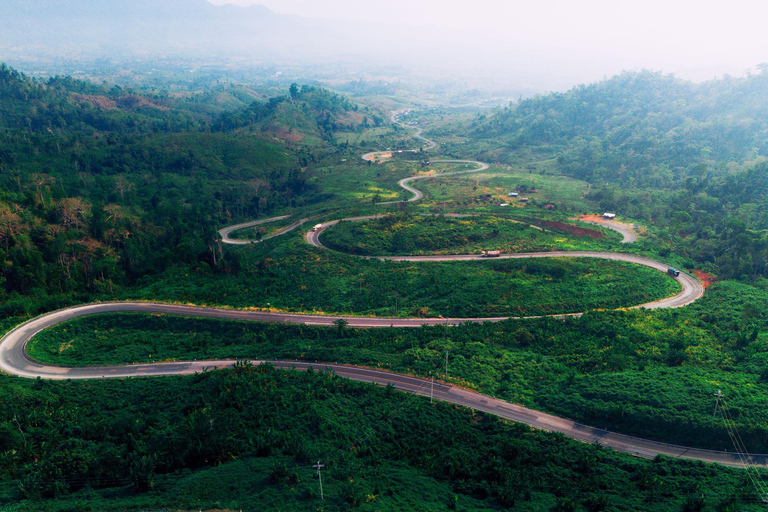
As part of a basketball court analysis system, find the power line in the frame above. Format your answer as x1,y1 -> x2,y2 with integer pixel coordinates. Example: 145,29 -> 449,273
714,391 -> 768,503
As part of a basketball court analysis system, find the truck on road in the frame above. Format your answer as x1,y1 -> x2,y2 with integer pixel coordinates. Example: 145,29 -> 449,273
667,267 -> 680,277
481,250 -> 501,258
311,224 -> 323,232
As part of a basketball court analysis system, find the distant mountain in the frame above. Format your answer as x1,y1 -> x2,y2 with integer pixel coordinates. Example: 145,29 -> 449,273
0,0 -> 292,56
0,0 -> 417,62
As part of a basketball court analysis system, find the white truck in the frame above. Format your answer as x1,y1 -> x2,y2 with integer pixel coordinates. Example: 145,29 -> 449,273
481,250 -> 501,258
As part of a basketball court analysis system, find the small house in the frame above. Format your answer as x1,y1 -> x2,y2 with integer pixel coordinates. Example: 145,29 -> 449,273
544,203 -> 556,210
499,203 -> 509,207
603,213 -> 616,219
508,192 -> 519,197
519,197 -> 529,203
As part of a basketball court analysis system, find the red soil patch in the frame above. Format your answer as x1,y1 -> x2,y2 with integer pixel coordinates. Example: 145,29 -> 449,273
270,127 -> 303,142
71,93 -> 169,111
71,93 -> 118,110
692,269 -> 716,288
579,214 -> 606,223
539,220 -> 604,239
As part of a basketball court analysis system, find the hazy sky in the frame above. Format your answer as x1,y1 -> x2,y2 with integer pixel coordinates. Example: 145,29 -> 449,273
207,0 -> 768,82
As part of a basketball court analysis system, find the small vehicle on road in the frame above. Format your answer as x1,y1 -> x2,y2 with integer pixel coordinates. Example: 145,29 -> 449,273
667,267 -> 680,277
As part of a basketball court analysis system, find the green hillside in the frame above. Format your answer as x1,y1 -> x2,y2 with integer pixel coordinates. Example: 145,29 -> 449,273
469,70 -> 768,185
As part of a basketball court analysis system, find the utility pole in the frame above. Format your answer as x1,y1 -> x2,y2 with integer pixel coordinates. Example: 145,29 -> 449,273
313,461 -> 325,500
713,390 -> 724,419
431,375 -> 434,404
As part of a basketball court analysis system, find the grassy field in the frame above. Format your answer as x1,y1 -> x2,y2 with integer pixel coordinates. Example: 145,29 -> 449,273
309,160 -> 422,205
320,213 -> 619,256
417,166 -> 595,212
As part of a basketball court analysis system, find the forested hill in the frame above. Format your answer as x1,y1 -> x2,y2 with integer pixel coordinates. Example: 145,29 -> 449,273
472,70 -> 768,186
0,64 -> 200,134
0,64 -> 372,143
0,64 -> 352,317
214,84 -> 379,143
460,70 -> 768,282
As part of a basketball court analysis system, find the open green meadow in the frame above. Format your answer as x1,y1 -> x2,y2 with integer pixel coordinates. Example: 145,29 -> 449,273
310,160 -> 423,205
416,166 -> 594,212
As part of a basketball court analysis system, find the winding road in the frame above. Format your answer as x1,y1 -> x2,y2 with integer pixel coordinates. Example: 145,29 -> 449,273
375,160 -> 490,204
0,112 -> 735,468
580,218 -> 639,244
0,303 -> 760,468
219,215 -> 312,245
306,220 -> 702,311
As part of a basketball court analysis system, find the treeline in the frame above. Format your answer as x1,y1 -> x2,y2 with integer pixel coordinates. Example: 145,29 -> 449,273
0,130 -> 313,314
463,69 -> 768,281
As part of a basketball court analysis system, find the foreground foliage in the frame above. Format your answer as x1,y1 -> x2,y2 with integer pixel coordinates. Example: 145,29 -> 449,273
0,367 -> 764,511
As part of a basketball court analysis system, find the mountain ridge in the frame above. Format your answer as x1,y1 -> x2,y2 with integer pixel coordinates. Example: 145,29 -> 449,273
0,0 -> 354,59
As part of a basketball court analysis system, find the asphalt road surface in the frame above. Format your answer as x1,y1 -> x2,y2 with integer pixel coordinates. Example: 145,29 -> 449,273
580,218 -> 640,243
361,111 -> 487,204
218,215 -> 311,245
